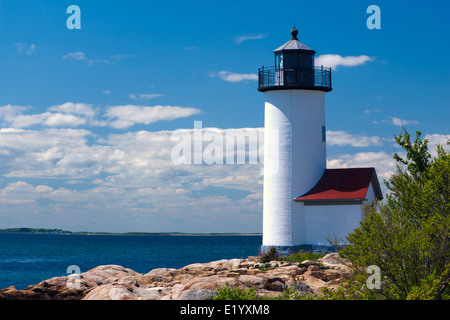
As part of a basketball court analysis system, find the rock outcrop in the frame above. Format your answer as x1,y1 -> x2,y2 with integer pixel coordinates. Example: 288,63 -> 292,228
0,253 -> 352,300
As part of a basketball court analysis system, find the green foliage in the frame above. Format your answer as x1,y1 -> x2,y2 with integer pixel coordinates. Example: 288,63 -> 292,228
407,266 -> 450,300
212,282 -> 258,300
279,250 -> 325,263
211,283 -> 320,300
256,265 -> 278,272
261,288 -> 318,300
335,129 -> 450,300
393,128 -> 431,176
260,247 -> 278,263
261,248 -> 325,264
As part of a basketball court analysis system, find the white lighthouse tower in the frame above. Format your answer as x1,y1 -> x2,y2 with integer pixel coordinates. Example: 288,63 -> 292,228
259,27 -> 382,254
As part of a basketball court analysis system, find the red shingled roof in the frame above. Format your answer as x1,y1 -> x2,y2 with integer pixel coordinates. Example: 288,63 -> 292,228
294,168 -> 383,202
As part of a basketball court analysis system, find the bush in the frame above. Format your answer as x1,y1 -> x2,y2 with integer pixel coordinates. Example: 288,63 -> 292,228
212,283 -> 319,300
260,247 -> 278,263
212,282 -> 258,300
335,129 -> 450,300
279,250 -> 325,263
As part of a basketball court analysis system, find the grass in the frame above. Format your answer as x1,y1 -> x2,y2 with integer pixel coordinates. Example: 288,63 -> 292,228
210,283 -> 319,301
260,247 -> 326,264
278,250 -> 325,263
207,282 -> 258,300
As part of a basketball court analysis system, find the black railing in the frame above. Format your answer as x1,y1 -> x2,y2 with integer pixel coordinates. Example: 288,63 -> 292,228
258,66 -> 332,92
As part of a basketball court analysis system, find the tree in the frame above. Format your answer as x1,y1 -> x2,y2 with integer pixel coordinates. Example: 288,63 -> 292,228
331,128 -> 449,300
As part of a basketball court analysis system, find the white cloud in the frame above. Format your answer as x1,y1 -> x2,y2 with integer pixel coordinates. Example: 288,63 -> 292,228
48,102 -> 96,118
0,105 -> 29,123
42,113 -> 87,127
0,104 -> 28,115
424,134 -> 450,156
63,52 -> 97,66
139,94 -> 164,100
63,52 -> 134,66
391,117 -> 419,126
0,125 -> 265,232
128,93 -> 164,100
194,175 -> 259,192
105,105 -> 201,129
63,52 -> 87,60
315,54 -> 374,69
327,130 -> 384,147
7,102 -> 446,232
0,105 -> 87,128
327,133 -> 449,196
235,33 -> 268,44
0,128 -> 24,133
14,43 -> 36,55
2,112 -> 47,128
210,71 -> 258,82
108,54 -> 135,62
0,126 -> 263,192
0,128 -> 96,178
327,151 -> 396,182
1,102 -> 200,129
425,134 -> 450,146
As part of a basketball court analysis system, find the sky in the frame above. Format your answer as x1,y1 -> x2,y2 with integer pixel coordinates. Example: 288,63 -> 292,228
0,0 -> 449,233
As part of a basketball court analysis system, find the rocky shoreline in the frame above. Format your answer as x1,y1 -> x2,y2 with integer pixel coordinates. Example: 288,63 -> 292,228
0,253 -> 352,300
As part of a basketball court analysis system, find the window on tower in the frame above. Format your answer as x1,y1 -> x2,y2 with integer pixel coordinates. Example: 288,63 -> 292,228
322,126 -> 326,142
276,53 -> 283,69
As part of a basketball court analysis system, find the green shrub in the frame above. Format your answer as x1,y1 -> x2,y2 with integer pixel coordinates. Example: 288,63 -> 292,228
257,265 -> 278,272
212,282 -> 258,300
335,129 -> 450,300
260,247 -> 278,263
279,250 -> 325,263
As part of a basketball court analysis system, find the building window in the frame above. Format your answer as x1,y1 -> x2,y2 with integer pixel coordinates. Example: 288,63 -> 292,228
322,126 -> 326,142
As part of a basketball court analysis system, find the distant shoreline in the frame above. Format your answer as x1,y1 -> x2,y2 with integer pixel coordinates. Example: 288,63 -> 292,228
0,228 -> 261,236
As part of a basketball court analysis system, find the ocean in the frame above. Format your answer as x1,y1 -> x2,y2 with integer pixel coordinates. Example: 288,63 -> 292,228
0,233 -> 262,290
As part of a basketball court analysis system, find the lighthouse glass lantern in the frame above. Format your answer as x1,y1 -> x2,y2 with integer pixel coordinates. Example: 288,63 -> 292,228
259,27 -> 331,91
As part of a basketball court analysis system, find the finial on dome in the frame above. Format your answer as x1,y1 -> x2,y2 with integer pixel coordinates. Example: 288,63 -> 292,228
291,26 -> 298,40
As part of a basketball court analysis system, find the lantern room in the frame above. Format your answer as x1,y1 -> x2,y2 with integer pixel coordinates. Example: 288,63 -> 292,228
258,27 -> 332,92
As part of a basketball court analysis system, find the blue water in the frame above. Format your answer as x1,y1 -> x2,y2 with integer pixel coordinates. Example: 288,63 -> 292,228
0,233 -> 262,290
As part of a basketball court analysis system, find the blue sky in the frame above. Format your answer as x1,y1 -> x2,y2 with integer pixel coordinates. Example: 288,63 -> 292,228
0,0 -> 449,233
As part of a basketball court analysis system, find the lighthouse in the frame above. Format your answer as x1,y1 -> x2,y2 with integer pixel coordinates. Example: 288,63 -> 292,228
259,28 -> 383,254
